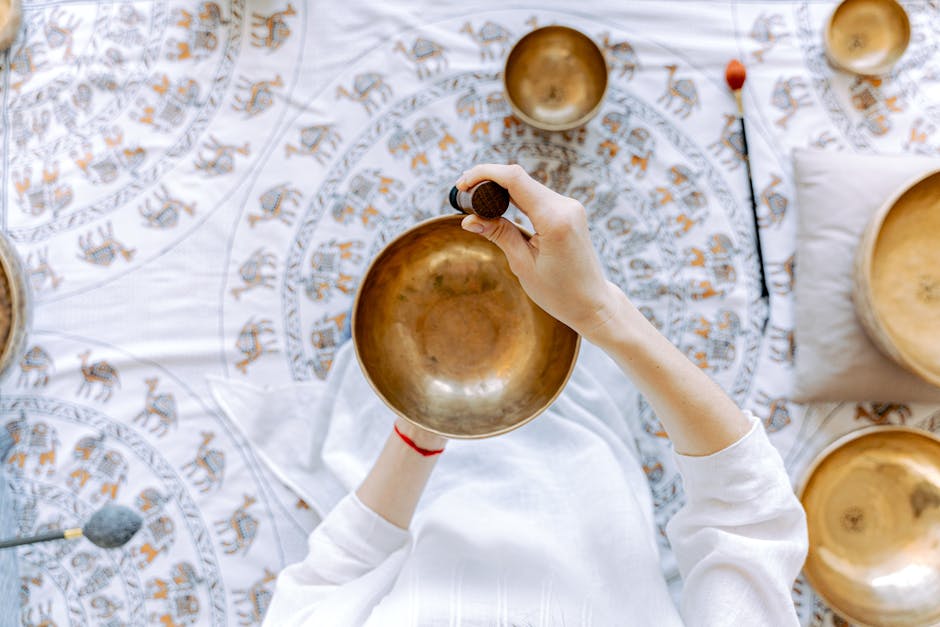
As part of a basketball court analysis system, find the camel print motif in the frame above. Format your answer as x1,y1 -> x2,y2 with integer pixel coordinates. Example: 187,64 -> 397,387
234,569 -> 277,625
758,175 -> 788,227
231,248 -> 278,299
77,223 -> 136,266
134,378 -> 178,437
600,33 -> 640,79
194,135 -> 250,176
235,318 -> 277,373
233,75 -> 284,117
251,4 -> 295,51
336,73 -> 393,115
771,76 -> 812,129
138,185 -> 196,229
77,351 -> 120,402
750,13 -> 788,63
285,124 -> 342,161
659,65 -> 699,118
395,38 -> 448,79
182,431 -> 225,492
709,114 -> 745,169
461,21 -> 512,60
248,184 -> 302,227
18,346 -> 54,388
215,494 -> 259,555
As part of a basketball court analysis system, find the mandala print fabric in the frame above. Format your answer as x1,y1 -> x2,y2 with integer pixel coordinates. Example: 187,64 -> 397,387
1,1 -> 939,625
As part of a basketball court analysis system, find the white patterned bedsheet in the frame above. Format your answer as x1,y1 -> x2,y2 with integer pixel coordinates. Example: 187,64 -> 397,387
2,1 -> 939,625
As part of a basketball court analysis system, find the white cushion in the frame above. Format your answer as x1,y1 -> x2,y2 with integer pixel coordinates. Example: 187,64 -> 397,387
792,148 -> 940,402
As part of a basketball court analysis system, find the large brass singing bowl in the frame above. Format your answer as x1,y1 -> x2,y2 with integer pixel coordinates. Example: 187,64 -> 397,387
352,216 -> 580,439
799,427 -> 940,626
503,25 -> 608,132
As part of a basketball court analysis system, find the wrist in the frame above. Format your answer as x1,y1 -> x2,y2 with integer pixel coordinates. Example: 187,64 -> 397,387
394,419 -> 447,453
579,283 -> 635,347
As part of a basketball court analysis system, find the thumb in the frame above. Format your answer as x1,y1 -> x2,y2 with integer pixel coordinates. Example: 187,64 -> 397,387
461,215 -> 532,275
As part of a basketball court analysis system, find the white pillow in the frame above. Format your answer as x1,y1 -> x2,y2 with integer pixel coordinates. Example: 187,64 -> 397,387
792,148 -> 940,402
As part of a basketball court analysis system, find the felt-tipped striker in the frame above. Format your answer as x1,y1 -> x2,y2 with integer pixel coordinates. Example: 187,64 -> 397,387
0,504 -> 143,550
724,58 -> 770,307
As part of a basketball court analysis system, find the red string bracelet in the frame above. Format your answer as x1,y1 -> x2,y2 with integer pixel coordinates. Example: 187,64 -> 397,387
394,424 -> 445,457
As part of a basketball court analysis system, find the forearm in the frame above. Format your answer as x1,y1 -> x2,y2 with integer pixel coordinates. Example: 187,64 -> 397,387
587,284 -> 751,456
355,419 -> 446,529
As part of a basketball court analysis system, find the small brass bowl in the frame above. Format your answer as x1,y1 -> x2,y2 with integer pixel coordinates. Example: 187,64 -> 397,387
503,25 -> 608,132
799,427 -> 940,627
0,231 -> 30,383
824,0 -> 910,76
352,216 -> 580,439
853,169 -> 940,388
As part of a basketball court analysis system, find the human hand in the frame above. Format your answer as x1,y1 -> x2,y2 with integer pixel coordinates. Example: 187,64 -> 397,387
455,164 -> 619,340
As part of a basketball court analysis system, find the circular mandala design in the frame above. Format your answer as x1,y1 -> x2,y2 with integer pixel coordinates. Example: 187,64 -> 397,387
3,332 -> 308,626
2,1 -> 305,301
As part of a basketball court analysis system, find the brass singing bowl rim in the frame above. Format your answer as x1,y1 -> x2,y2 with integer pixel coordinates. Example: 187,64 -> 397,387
0,231 -> 29,383
852,168 -> 940,387
797,425 -> 940,627
823,0 -> 911,76
351,215 -> 581,439
503,25 -> 609,132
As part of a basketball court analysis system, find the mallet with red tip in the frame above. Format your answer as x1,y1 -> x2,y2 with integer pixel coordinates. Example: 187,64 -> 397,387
725,59 -> 770,326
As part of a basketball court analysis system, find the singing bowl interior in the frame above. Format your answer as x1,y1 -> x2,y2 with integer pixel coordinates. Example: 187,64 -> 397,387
353,216 -> 579,439
504,25 -> 608,132
799,427 -> 940,627
854,169 -> 940,387
825,0 -> 910,75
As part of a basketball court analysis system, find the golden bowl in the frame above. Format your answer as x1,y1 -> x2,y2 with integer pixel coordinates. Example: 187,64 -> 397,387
824,0 -> 910,76
0,231 -> 29,383
503,25 -> 608,132
352,215 -> 580,439
853,169 -> 940,388
799,426 -> 940,626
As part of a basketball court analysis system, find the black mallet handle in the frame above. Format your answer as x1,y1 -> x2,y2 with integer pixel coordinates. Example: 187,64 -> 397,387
738,116 -> 771,305
0,528 -> 82,550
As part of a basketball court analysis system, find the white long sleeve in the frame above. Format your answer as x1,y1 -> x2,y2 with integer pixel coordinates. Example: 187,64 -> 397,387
667,416 -> 809,627
263,493 -> 410,626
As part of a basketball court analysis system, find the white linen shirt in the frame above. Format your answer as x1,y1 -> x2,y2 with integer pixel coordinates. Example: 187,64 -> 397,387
261,343 -> 808,627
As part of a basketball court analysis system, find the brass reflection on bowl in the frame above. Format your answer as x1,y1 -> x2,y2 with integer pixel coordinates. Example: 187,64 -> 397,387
352,215 -> 580,439
0,231 -> 29,383
799,427 -> 940,627
853,169 -> 940,389
503,25 -> 608,132
824,0 -> 910,76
